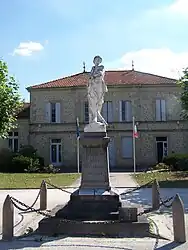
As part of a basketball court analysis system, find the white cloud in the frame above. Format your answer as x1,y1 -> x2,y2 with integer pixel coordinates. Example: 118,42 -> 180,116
105,48 -> 188,79
168,0 -> 188,14
12,41 -> 44,56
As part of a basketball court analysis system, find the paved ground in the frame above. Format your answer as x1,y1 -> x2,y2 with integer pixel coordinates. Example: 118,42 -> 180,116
0,173 -> 188,249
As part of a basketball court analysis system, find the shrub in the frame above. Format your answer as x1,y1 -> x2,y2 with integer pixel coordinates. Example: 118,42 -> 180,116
0,148 -> 14,172
19,145 -> 37,158
19,145 -> 45,170
42,164 -> 60,173
152,163 -> 170,171
163,154 -> 188,171
11,155 -> 40,173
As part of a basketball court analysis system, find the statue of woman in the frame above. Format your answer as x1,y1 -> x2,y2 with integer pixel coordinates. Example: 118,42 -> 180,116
87,56 -> 108,125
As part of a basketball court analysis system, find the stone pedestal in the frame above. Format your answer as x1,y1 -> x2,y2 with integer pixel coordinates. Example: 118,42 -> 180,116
79,132 -> 110,190
38,131 -> 150,236
56,131 -> 121,220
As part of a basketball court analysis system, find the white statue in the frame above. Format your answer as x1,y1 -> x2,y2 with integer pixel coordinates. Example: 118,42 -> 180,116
86,56 -> 108,131
88,56 -> 108,124
84,56 -> 108,132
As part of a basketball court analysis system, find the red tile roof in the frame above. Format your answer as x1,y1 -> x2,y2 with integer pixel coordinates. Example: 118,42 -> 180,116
28,70 -> 177,90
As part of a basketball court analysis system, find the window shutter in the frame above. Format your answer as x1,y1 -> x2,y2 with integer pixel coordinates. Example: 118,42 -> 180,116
102,102 -> 108,122
119,101 -> 122,122
56,102 -> 61,123
45,103 -> 51,123
156,100 -> 161,121
126,101 -> 132,122
122,137 -> 133,158
84,102 -> 89,123
107,101 -> 113,123
161,100 -> 166,121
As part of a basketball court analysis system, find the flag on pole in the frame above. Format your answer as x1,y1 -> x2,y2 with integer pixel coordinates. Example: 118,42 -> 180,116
133,124 -> 138,138
76,117 -> 80,139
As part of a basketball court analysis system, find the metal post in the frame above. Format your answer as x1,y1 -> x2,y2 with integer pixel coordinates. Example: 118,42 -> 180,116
132,116 -> 136,173
40,180 -> 47,210
2,195 -> 14,241
77,137 -> 80,173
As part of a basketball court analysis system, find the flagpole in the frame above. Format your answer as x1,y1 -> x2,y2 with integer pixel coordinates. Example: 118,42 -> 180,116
77,136 -> 80,173
76,117 -> 80,174
133,116 -> 136,173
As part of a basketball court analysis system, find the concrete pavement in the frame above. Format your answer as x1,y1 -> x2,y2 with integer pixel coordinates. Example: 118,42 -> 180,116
0,236 -> 187,249
0,173 -> 188,249
0,173 -> 136,238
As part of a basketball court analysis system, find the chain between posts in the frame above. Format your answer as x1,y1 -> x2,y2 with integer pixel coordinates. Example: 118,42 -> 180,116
9,178 -> 175,226
120,180 -> 153,196
45,181 -> 72,194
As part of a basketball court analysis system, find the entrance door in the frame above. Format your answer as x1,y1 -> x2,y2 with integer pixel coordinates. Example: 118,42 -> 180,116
50,139 -> 62,166
108,138 -> 116,169
156,137 -> 168,163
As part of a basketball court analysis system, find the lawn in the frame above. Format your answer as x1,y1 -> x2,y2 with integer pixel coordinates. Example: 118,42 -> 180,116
133,171 -> 188,188
0,173 -> 80,189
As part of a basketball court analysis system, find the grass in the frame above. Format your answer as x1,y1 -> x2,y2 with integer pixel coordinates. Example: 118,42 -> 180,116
133,171 -> 188,188
0,173 -> 80,189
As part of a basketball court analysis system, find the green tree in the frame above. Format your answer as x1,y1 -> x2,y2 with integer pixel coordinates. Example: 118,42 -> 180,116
0,59 -> 23,138
178,68 -> 188,119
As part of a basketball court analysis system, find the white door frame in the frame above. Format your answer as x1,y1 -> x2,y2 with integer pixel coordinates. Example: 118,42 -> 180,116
50,139 -> 62,166
156,137 -> 168,161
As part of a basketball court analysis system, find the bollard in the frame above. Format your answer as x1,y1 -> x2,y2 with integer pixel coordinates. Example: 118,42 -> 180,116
152,179 -> 160,210
172,194 -> 186,243
2,195 -> 14,241
40,180 -> 47,211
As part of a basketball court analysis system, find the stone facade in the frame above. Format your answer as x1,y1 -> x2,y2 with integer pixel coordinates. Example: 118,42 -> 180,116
1,72 -> 188,170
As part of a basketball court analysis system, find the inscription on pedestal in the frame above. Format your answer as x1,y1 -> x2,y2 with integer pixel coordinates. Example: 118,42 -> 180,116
80,134 -> 110,189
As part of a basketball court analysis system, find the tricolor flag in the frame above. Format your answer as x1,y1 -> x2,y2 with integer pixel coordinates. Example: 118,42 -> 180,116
133,124 -> 138,138
76,117 -> 80,139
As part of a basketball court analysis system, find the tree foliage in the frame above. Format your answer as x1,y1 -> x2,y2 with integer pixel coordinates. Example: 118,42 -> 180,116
0,59 -> 23,138
178,68 -> 188,119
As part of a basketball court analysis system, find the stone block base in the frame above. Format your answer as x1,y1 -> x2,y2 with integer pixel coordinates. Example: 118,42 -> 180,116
55,188 -> 121,220
38,215 -> 150,237
119,207 -> 138,222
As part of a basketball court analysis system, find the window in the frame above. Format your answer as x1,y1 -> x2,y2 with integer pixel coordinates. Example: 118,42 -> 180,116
120,101 -> 132,122
8,132 -> 19,152
50,139 -> 62,166
45,102 -> 61,123
84,102 -> 89,123
156,99 -> 166,121
122,137 -> 133,158
102,101 -> 113,123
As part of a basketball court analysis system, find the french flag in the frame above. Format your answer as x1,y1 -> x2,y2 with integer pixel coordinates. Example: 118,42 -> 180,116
133,124 -> 138,138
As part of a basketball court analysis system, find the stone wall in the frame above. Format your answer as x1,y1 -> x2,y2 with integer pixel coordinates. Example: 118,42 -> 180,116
0,83 -> 187,169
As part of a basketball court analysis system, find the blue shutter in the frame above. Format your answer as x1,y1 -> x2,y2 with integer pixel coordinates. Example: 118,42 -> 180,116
84,102 -> 89,123
107,101 -> 113,123
125,101 -> 132,122
156,100 -> 161,121
122,137 -> 133,158
102,102 -> 108,122
161,100 -> 166,121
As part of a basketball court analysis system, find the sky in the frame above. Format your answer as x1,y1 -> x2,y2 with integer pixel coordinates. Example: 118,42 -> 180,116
1,0 -> 188,101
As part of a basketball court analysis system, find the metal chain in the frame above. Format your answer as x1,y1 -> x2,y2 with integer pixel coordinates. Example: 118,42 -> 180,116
148,218 -> 160,250
155,181 -> 174,208
10,196 -> 53,217
10,196 -> 88,224
10,188 -> 42,212
45,181 -> 72,194
159,196 -> 174,208
120,180 -> 153,196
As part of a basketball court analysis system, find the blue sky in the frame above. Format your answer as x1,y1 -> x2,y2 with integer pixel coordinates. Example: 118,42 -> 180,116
1,0 -> 188,100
